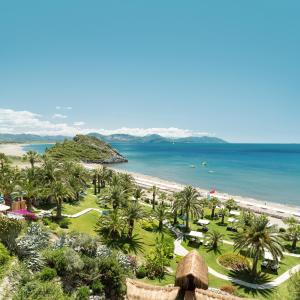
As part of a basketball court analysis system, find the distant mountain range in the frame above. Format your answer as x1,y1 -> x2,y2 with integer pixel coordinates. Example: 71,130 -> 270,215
0,133 -> 227,144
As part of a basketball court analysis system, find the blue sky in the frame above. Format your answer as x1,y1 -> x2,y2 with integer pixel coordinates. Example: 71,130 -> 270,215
0,1 -> 299,142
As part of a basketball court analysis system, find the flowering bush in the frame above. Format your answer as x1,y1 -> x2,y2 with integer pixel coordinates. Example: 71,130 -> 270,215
218,253 -> 250,271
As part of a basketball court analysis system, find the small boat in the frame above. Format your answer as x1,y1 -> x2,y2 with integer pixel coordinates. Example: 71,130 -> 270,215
201,161 -> 207,166
208,170 -> 215,173
190,165 -> 196,168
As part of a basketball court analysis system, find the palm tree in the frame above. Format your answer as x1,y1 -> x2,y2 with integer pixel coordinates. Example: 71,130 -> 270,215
199,198 -> 209,219
173,186 -> 201,231
284,217 -> 300,250
171,192 -> 181,225
105,184 -> 127,210
65,162 -> 89,201
219,207 -> 228,225
22,151 -> 40,171
209,197 -> 221,219
95,210 -> 126,244
20,168 -> 39,211
159,191 -> 168,204
225,198 -> 238,212
133,186 -> 145,202
91,167 -> 101,195
47,180 -> 74,219
149,185 -> 159,210
206,230 -> 224,250
124,202 -> 146,238
233,215 -> 284,277
153,203 -> 170,231
0,153 -> 10,171
238,209 -> 255,229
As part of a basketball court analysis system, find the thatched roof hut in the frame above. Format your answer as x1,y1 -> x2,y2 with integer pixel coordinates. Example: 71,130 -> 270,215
175,250 -> 208,291
126,278 -> 181,300
186,289 -> 248,300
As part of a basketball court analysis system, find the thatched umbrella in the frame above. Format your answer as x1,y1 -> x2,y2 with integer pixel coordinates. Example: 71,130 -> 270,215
175,250 -> 208,291
126,278 -> 181,300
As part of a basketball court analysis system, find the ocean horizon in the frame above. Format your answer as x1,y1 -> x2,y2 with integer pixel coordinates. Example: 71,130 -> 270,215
23,142 -> 300,207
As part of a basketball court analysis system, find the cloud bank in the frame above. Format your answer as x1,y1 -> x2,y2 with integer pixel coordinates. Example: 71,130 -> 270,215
0,108 -> 213,138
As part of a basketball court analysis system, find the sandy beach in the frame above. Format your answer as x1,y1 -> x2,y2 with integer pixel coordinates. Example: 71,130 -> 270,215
0,143 -> 26,156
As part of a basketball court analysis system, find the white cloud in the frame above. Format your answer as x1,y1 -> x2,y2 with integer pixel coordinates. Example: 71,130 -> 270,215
73,121 -> 85,126
0,108 -> 213,138
55,106 -> 72,110
52,113 -> 67,119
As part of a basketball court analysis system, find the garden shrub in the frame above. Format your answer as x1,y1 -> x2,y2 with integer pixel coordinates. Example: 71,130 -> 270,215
14,280 -> 70,300
0,216 -> 22,251
43,247 -> 83,275
39,267 -> 57,281
76,286 -> 90,300
59,218 -> 71,229
218,253 -> 250,271
136,265 -> 146,279
220,285 -> 237,294
140,220 -> 156,231
0,242 -> 10,265
91,281 -> 104,294
42,218 -> 51,226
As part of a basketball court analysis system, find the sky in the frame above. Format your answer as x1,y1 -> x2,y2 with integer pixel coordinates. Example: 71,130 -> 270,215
0,0 -> 299,142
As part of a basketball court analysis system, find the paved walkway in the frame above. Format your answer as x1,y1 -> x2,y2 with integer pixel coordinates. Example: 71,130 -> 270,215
62,207 -> 102,218
173,234 -> 300,290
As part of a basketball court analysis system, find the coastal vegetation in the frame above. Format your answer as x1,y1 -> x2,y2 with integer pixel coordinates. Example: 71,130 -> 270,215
45,134 -> 127,164
0,149 -> 299,299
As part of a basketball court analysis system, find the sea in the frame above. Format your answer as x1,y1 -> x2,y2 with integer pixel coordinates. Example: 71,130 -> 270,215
22,143 -> 300,206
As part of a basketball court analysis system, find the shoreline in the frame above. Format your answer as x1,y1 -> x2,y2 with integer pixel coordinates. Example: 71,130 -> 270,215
0,143 -> 27,156
85,164 -> 300,222
1,143 -> 299,222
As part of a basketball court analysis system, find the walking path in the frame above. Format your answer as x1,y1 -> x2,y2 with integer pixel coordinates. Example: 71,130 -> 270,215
166,220 -> 300,290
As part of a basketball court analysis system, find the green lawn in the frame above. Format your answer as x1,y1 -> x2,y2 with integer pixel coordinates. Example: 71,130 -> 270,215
62,188 -> 99,215
68,210 -> 100,235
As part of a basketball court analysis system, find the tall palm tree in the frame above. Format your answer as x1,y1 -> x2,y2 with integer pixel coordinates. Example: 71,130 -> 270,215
233,215 -> 284,277
171,192 -> 181,225
124,202 -> 146,238
20,168 -> 39,211
219,207 -> 228,225
284,217 -> 300,250
173,186 -> 201,231
209,197 -> 221,219
22,151 -> 40,171
149,185 -> 159,210
91,167 -> 101,195
105,184 -> 127,210
65,162 -> 89,201
47,180 -> 74,219
199,198 -> 209,219
153,202 -> 170,232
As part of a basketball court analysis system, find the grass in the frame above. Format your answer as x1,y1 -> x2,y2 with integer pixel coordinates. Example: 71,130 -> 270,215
62,188 -> 99,215
68,210 -> 100,235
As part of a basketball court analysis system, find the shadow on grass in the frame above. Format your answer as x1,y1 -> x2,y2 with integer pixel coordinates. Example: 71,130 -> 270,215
284,244 -> 300,254
230,269 -> 274,298
206,246 -> 222,255
216,221 -> 228,227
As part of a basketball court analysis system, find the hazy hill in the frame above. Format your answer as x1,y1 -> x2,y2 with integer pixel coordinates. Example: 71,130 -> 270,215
0,133 -> 227,144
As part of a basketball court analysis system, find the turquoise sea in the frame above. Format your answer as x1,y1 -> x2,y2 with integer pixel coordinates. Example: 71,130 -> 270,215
23,143 -> 300,206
